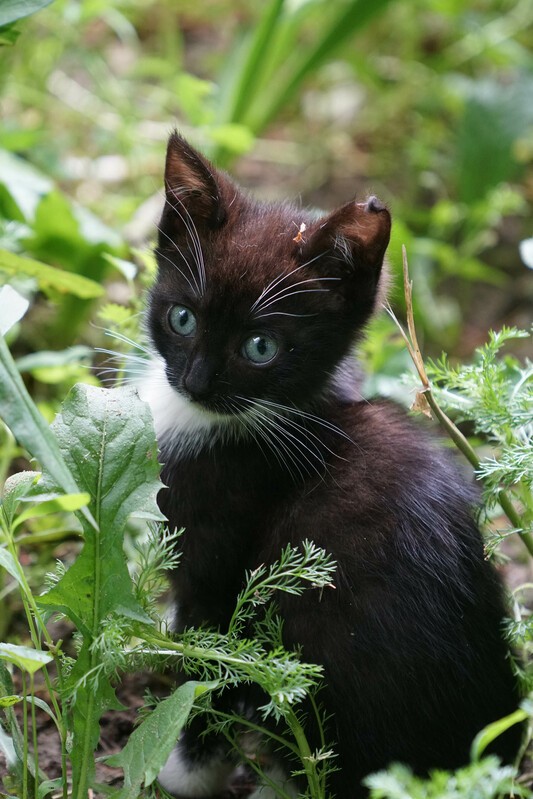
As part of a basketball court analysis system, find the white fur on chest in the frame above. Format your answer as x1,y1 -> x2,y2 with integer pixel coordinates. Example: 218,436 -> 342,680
137,357 -> 241,458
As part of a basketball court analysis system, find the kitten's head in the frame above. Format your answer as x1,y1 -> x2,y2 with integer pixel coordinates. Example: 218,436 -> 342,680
147,133 -> 390,427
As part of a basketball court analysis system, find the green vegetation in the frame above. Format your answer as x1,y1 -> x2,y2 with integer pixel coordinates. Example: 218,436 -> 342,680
0,0 -> 532,796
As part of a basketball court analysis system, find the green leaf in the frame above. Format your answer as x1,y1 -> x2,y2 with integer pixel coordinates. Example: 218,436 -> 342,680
250,0 -> 396,134
0,724 -> 17,768
0,149 -> 52,219
0,249 -> 104,299
0,22 -> 21,46
38,384 -> 163,633
1,470 -> 40,527
36,384 -> 164,795
15,346 -> 93,374
107,681 -> 218,798
470,707 -> 529,761
102,253 -> 137,281
0,284 -> 30,335
12,491 -> 90,529
0,548 -> 24,586
0,643 -> 53,674
0,333 -> 97,529
0,695 -> 22,707
0,0 -> 54,28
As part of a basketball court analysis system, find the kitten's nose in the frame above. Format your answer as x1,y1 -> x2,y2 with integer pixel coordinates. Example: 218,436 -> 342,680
183,356 -> 215,400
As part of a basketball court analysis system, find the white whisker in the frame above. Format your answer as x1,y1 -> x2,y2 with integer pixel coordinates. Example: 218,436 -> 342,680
250,251 -> 329,313
161,188 -> 207,294
254,276 -> 340,314
155,243 -> 199,296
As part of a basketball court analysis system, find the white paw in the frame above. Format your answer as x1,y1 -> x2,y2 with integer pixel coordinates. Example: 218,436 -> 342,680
247,763 -> 299,799
157,742 -> 233,798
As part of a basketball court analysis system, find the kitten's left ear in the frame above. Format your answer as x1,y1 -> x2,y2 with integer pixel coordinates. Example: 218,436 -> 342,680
162,132 -> 227,231
298,196 -> 391,277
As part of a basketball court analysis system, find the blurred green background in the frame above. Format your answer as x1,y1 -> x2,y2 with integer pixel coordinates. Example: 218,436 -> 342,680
0,0 -> 532,412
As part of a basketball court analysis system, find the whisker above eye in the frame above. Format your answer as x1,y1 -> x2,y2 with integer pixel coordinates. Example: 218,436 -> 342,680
253,276 -> 340,314
159,188 -> 207,295
155,243 -> 199,296
249,250 -> 328,313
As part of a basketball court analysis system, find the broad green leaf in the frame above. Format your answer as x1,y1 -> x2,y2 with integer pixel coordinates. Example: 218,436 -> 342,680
38,384 -> 163,633
107,681 -> 218,799
0,0 -> 54,28
0,643 -> 53,674
470,707 -> 528,761
12,491 -> 90,529
0,249 -> 104,299
0,284 -> 29,335
37,384 -> 164,795
0,333 -> 96,529
1,470 -> 40,527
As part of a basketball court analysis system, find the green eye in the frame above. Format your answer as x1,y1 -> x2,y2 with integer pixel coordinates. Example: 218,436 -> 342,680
169,305 -> 197,336
242,334 -> 279,364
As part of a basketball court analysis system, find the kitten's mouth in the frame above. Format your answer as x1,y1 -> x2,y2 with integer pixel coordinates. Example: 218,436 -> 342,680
179,389 -> 241,418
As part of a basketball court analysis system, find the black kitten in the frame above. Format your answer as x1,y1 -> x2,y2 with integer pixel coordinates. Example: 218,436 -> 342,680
139,132 -> 521,798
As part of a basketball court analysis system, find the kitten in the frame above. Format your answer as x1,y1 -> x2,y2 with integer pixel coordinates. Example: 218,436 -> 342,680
140,132 -> 521,798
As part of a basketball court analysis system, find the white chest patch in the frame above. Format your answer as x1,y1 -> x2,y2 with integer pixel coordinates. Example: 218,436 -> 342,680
137,357 -> 242,458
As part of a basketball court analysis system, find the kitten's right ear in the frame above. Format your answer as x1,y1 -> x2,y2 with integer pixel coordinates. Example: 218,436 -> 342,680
162,132 -> 227,231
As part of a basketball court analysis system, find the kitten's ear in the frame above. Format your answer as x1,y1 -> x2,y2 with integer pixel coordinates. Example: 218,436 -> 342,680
299,197 -> 391,277
163,132 -> 227,231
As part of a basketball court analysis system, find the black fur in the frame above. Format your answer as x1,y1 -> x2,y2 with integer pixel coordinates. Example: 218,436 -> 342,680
147,133 -> 521,798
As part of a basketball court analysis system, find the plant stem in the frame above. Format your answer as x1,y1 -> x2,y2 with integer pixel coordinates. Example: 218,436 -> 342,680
22,670 -> 28,799
30,674 -> 38,799
390,246 -> 533,559
285,708 -> 322,798
4,517 -> 69,795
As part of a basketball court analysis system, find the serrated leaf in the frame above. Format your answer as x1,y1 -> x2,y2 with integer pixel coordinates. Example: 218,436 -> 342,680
0,248 -> 104,299
107,681 -> 218,799
0,643 -> 53,674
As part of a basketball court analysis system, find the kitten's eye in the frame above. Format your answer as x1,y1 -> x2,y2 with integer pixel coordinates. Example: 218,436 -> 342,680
242,334 -> 279,365
168,305 -> 197,336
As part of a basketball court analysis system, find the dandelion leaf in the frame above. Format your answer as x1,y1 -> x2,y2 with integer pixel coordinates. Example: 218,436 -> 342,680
37,384 -> 165,793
